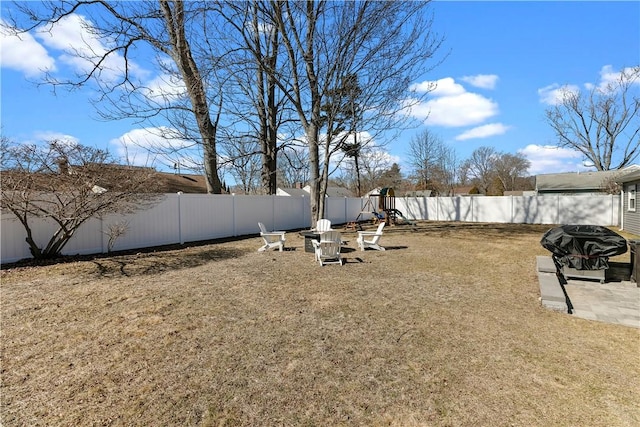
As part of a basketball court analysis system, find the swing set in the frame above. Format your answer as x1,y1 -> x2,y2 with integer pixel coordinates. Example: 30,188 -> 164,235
346,188 -> 414,230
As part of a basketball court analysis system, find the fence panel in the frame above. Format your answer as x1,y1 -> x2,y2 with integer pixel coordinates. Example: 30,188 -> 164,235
435,197 -> 473,222
105,196 -> 181,252
474,196 -> 513,223
274,196 -> 309,231
1,215 -> 44,263
324,197 -> 348,224
63,217 -> 103,255
557,195 -> 618,226
234,195 -> 275,236
345,198 -> 366,223
0,193 -> 623,264
396,197 -> 429,221
178,194 -> 234,243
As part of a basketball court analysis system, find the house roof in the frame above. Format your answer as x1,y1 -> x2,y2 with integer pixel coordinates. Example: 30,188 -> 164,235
536,166 -> 640,192
451,185 -> 475,195
276,185 -> 353,197
1,166 -> 212,194
615,165 -> 640,183
276,187 -> 309,197
403,190 -> 433,197
324,186 -> 352,197
155,172 -> 209,193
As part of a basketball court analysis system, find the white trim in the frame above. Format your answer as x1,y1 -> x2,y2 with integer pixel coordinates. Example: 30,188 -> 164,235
628,184 -> 637,212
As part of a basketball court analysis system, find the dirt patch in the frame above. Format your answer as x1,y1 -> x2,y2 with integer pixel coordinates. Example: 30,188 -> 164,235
2,222 -> 639,426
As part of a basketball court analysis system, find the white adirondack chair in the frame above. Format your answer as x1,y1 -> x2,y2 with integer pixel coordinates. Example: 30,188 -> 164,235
257,222 -> 286,252
315,218 -> 332,232
357,222 -> 386,251
312,230 -> 343,266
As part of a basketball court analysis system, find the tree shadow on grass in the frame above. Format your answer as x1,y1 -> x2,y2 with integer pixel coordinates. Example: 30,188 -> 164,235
92,247 -> 248,278
383,221 -> 553,240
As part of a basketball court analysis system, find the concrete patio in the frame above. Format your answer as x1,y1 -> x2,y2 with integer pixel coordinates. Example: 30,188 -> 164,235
537,256 -> 640,329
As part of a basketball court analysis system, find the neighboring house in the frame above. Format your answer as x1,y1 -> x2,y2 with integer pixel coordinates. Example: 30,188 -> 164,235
450,185 -> 476,196
403,190 -> 432,197
1,163 -> 193,194
618,167 -> 640,236
276,184 -> 353,197
155,172 -> 209,193
323,186 -> 353,198
535,166 -> 640,195
276,187 -> 309,197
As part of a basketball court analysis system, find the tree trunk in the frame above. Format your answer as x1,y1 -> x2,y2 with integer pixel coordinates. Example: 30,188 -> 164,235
161,0 -> 222,194
354,153 -> 362,197
307,122 -> 322,224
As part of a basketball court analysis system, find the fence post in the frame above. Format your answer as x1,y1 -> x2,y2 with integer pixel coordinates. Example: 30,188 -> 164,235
511,195 -> 514,223
272,194 -> 276,230
302,195 -> 306,229
100,216 -> 106,253
177,192 -> 184,245
471,196 -> 475,222
344,197 -> 347,224
232,193 -> 237,237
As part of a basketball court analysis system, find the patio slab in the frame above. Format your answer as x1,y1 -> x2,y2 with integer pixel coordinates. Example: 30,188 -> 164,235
563,279 -> 640,328
536,256 -> 640,328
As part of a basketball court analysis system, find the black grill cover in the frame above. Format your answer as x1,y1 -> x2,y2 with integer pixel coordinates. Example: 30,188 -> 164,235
540,225 -> 628,270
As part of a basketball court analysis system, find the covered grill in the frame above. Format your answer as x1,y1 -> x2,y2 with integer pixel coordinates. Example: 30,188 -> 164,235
540,225 -> 628,283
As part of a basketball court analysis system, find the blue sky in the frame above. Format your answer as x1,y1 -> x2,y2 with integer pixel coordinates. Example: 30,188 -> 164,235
1,1 -> 639,179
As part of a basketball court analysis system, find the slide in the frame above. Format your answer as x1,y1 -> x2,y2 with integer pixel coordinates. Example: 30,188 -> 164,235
390,209 -> 415,225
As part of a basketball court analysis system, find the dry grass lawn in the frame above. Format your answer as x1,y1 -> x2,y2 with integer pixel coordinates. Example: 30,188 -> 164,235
2,222 -> 639,426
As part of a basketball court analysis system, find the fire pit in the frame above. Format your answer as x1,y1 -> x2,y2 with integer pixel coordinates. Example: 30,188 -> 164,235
540,225 -> 628,283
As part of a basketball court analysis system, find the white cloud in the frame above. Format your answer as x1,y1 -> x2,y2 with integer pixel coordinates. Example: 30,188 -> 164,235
538,83 -> 580,105
430,77 -> 466,96
596,65 -> 621,91
408,77 -> 499,127
141,73 -> 187,102
455,123 -> 510,141
423,92 -> 498,127
460,74 -> 498,90
518,144 -> 587,175
539,65 -> 640,105
32,131 -> 80,146
360,142 -> 401,171
0,20 -> 56,77
409,80 -> 437,93
36,15 -> 99,52
589,64 -> 640,93
32,14 -> 148,83
110,127 -> 199,170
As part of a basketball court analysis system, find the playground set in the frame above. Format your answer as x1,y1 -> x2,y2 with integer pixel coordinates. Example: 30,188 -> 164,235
346,188 -> 415,230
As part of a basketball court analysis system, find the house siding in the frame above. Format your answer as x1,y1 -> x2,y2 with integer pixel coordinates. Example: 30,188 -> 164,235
623,179 -> 640,236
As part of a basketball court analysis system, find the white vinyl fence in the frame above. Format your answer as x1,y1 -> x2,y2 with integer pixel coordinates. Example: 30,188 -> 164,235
1,193 -> 620,264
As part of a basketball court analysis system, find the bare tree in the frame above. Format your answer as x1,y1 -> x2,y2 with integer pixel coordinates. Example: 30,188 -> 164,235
461,146 -> 498,195
357,144 -> 396,192
493,152 -> 531,192
545,66 -> 640,171
0,140 -> 162,259
104,220 -> 130,253
407,129 -> 458,195
461,147 -> 532,195
220,136 -> 263,194
215,1 -> 295,194
266,0 -> 443,223
7,0 -> 225,193
277,144 -> 310,188
377,163 -> 404,190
